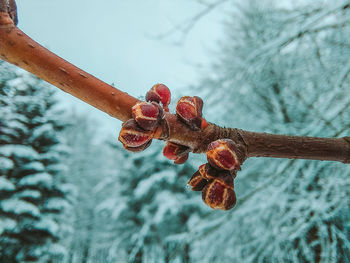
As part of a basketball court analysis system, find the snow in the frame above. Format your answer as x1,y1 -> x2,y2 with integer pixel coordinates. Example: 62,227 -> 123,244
34,218 -> 59,236
44,198 -> 69,211
0,145 -> 39,161
46,163 -> 68,173
134,170 -> 177,198
152,190 -> 181,224
0,199 -> 40,217
2,119 -> 27,132
0,176 -> 15,191
18,173 -> 53,188
0,157 -> 14,171
22,161 -> 45,172
31,123 -> 53,139
15,190 -> 42,199
0,218 -> 17,235
47,243 -> 67,257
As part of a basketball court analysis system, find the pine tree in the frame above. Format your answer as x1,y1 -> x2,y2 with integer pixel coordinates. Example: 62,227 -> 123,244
190,1 -> 350,262
97,141 -> 206,263
62,113 -> 117,263
0,61 -> 72,262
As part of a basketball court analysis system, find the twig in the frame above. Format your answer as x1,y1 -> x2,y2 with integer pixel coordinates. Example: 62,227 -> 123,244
0,10 -> 349,164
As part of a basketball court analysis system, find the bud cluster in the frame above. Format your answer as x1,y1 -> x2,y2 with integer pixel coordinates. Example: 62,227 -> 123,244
118,83 -> 171,151
188,139 -> 242,210
176,96 -> 207,130
119,83 -> 209,165
118,83 -> 243,211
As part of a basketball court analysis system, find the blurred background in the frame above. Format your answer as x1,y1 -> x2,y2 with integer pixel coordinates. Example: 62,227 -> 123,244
1,0 -> 349,262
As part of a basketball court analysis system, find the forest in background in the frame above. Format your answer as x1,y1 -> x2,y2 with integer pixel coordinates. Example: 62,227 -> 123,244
1,0 -> 350,262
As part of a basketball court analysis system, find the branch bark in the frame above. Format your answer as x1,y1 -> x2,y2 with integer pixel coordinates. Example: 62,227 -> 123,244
0,11 -> 349,164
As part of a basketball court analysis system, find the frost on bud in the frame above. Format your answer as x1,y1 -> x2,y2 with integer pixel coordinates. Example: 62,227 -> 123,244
176,96 -> 205,131
163,141 -> 190,164
207,139 -> 240,171
188,170 -> 208,191
118,119 -> 153,152
146,84 -> 171,111
132,101 -> 162,131
202,175 -> 236,210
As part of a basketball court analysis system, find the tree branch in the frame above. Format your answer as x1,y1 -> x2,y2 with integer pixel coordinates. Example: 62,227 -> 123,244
0,11 -> 349,164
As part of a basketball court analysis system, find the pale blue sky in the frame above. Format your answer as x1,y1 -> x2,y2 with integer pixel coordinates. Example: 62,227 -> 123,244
16,0 -> 226,132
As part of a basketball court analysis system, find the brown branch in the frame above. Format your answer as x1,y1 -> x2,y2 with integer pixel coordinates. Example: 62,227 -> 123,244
1,12 -> 349,164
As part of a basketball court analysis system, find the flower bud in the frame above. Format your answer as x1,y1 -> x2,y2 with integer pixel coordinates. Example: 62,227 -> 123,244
163,141 -> 190,162
198,163 -> 218,180
174,152 -> 189,164
188,170 -> 208,191
146,84 -> 171,111
207,139 -> 240,171
199,163 -> 234,187
124,140 -> 152,152
132,101 -> 162,131
118,119 -> 153,151
176,96 -> 205,131
202,178 -> 236,210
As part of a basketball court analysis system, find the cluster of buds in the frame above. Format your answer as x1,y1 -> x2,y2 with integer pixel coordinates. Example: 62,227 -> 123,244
176,96 -> 207,130
119,83 -> 208,162
119,84 -> 171,151
118,83 -> 243,211
188,139 -> 243,210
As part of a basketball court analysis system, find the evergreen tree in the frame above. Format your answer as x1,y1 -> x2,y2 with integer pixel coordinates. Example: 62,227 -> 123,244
189,0 -> 350,262
0,61 -> 72,262
97,141 -> 206,263
62,113 -> 117,263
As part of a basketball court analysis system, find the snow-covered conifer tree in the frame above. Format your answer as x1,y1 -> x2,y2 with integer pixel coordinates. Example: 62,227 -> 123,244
97,141 -> 205,263
189,0 -> 350,262
0,61 -> 71,262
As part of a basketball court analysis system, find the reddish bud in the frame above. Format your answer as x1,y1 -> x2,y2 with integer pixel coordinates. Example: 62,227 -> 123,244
202,179 -> 236,210
118,119 -> 153,151
176,96 -> 205,130
146,84 -> 171,111
163,142 -> 190,161
174,153 -> 189,164
188,170 -> 208,191
198,163 -> 218,180
207,139 -> 240,171
124,140 -> 152,152
132,102 -> 162,131
198,163 -> 234,186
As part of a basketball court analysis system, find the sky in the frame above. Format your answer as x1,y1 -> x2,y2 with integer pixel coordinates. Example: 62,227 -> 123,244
16,0 -> 226,134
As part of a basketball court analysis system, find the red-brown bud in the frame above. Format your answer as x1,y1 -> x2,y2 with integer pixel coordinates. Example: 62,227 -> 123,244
146,84 -> 171,111
118,119 -> 153,152
198,163 -> 218,180
124,140 -> 152,152
174,153 -> 189,164
132,101 -> 162,131
188,170 -> 208,191
176,96 -> 206,131
202,177 -> 236,210
207,139 -> 240,171
163,142 -> 190,164
199,163 -> 233,186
